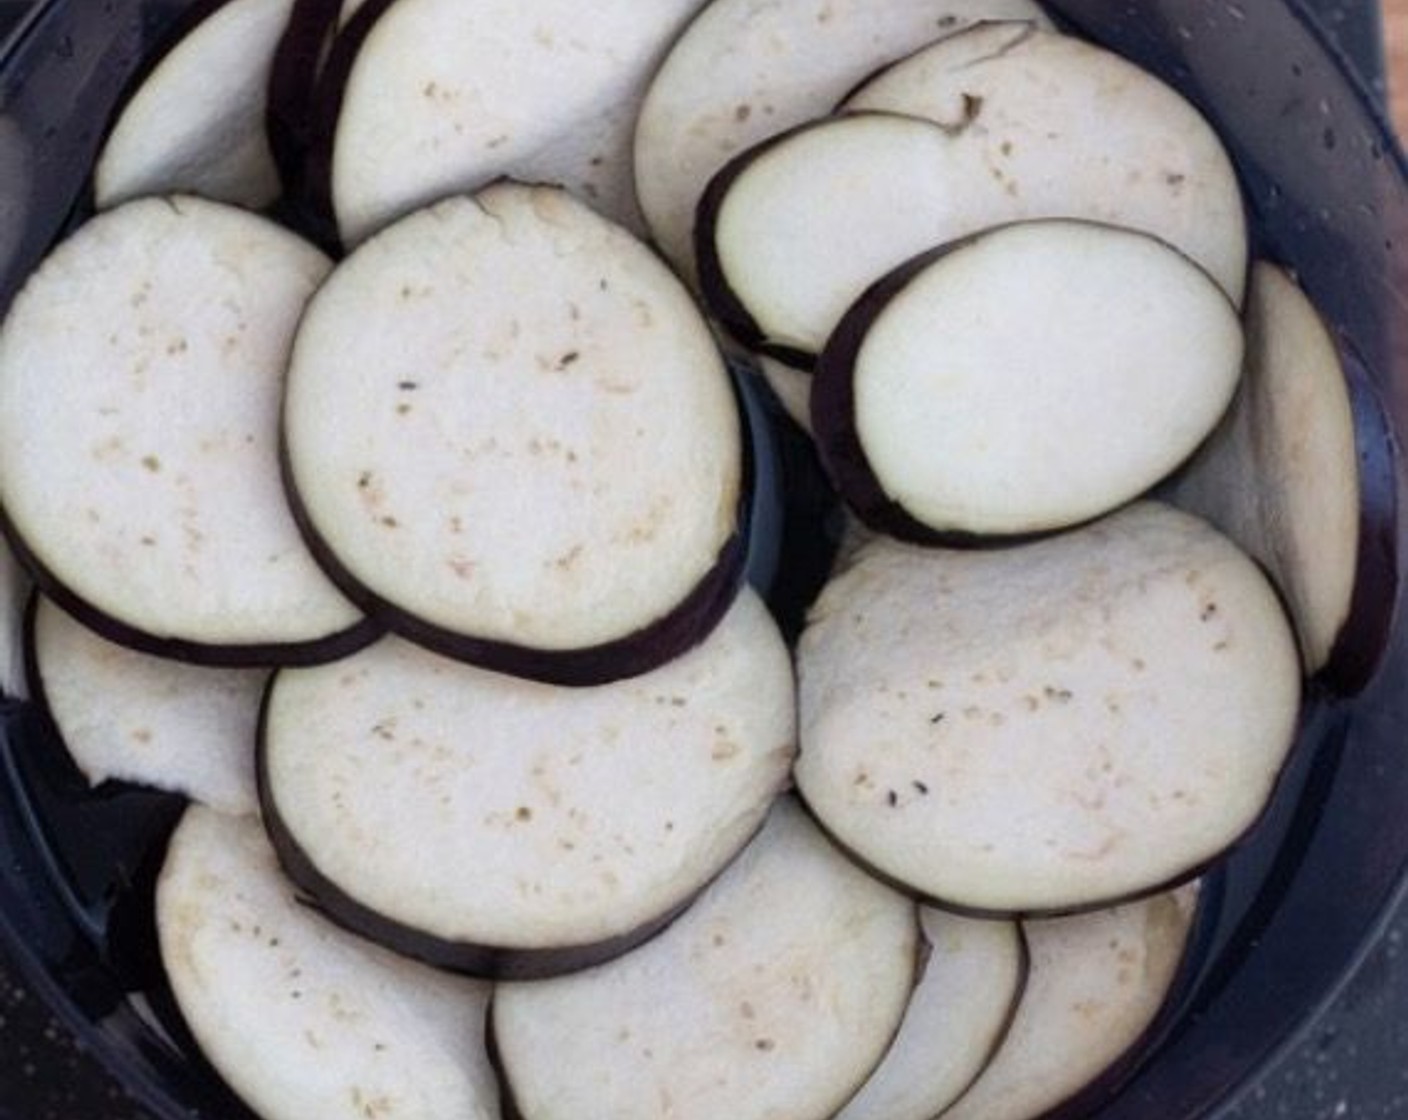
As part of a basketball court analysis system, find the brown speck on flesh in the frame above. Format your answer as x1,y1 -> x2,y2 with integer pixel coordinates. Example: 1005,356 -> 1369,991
486,134 -> 510,149
552,544 -> 583,571
598,278 -> 609,291
963,706 -> 983,720
380,516 -> 398,529
1214,640 -> 1230,652
739,1000 -> 756,1020
754,1038 -> 776,1052
930,712 -> 946,725
1131,657 -> 1147,672
712,740 -> 740,761
1044,686 -> 1073,703
734,103 -> 752,122
913,780 -> 930,795
398,380 -> 419,391
853,771 -> 870,787
712,933 -> 726,947
1165,171 -> 1187,186
927,679 -> 944,690
140,535 -> 157,547
395,403 -> 412,416
372,720 -> 395,741
1200,602 -> 1218,621
1000,140 -> 1014,156
664,820 -> 675,832
141,455 -> 161,472
937,93 -> 984,137
887,789 -> 899,807
131,728 -> 153,744
422,80 -> 438,98
165,338 -> 188,355
516,806 -> 533,822
556,350 -> 580,369
357,472 -> 372,490
589,155 -> 604,167
937,13 -> 958,27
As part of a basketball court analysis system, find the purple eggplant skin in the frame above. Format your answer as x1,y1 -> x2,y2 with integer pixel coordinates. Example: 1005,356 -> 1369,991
292,0 -> 399,253
1318,346 -> 1400,696
692,120 -> 846,372
266,0 -> 345,196
1028,874 -> 1222,1120
276,342 -> 755,688
0,510 -> 380,670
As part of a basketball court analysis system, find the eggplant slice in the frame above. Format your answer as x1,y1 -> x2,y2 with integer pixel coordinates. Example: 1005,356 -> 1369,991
633,0 -> 1054,286
28,595 -> 263,816
95,0 -> 295,210
0,196 -> 369,666
811,219 -> 1244,540
1171,261 -> 1397,691
835,911 -> 1026,1120
259,589 -> 794,978
943,883 -> 1202,1120
282,183 -> 745,685
157,807 -> 499,1120
795,502 -> 1301,915
316,0 -> 700,246
491,797 -> 919,1120
843,21 -> 1248,304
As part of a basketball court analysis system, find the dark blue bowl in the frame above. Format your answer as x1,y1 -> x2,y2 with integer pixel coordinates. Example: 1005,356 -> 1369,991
0,2 -> 1403,1117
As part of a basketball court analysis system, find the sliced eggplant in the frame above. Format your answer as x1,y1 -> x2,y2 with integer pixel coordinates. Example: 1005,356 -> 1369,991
698,111 -> 975,363
795,502 -> 1301,915
315,0 -> 700,247
491,797 -> 919,1120
1171,261 -> 1398,691
843,21 -> 1248,303
633,0 -> 1054,285
94,0 -> 295,210
157,807 -> 500,1120
0,195 -> 369,666
834,910 -> 1025,1120
259,589 -> 794,978
282,183 -> 745,684
942,883 -> 1202,1120
28,595 -> 263,816
811,219 -> 1244,540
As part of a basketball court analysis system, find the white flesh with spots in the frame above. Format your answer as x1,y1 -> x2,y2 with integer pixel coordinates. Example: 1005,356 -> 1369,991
95,0 -> 293,210
157,808 -> 498,1120
0,196 -> 362,653
284,183 -> 741,654
32,597 -> 262,815
262,590 -> 794,950
796,502 -> 1300,913
844,22 -> 1247,302
492,797 -> 918,1120
836,910 -> 1024,1120
329,0 -> 700,245
943,884 -> 1199,1120
840,220 -> 1244,535
634,0 -> 1053,285
1172,262 -> 1360,673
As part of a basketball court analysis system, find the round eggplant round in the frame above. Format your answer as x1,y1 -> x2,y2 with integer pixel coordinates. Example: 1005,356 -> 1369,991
811,219 -> 1243,541
633,0 -> 1054,286
281,182 -> 746,685
843,21 -> 1249,304
491,797 -> 920,1120
795,502 -> 1301,915
0,195 -> 369,666
259,589 -> 794,978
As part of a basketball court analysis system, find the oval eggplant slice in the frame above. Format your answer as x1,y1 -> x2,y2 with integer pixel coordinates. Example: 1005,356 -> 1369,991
0,196 -> 369,666
95,0 -> 295,210
844,22 -> 1248,304
633,0 -> 1054,286
157,807 -> 499,1120
1171,261 -> 1398,691
812,220 -> 1244,540
28,595 -> 263,816
282,183 -> 745,685
795,502 -> 1301,915
260,589 -> 794,978
942,883 -> 1202,1120
491,797 -> 919,1120
699,111 -> 974,363
834,910 -> 1025,1120
318,0 -> 700,246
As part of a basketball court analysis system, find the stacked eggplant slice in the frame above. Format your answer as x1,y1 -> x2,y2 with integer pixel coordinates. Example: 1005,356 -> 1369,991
0,1 -> 1397,1120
